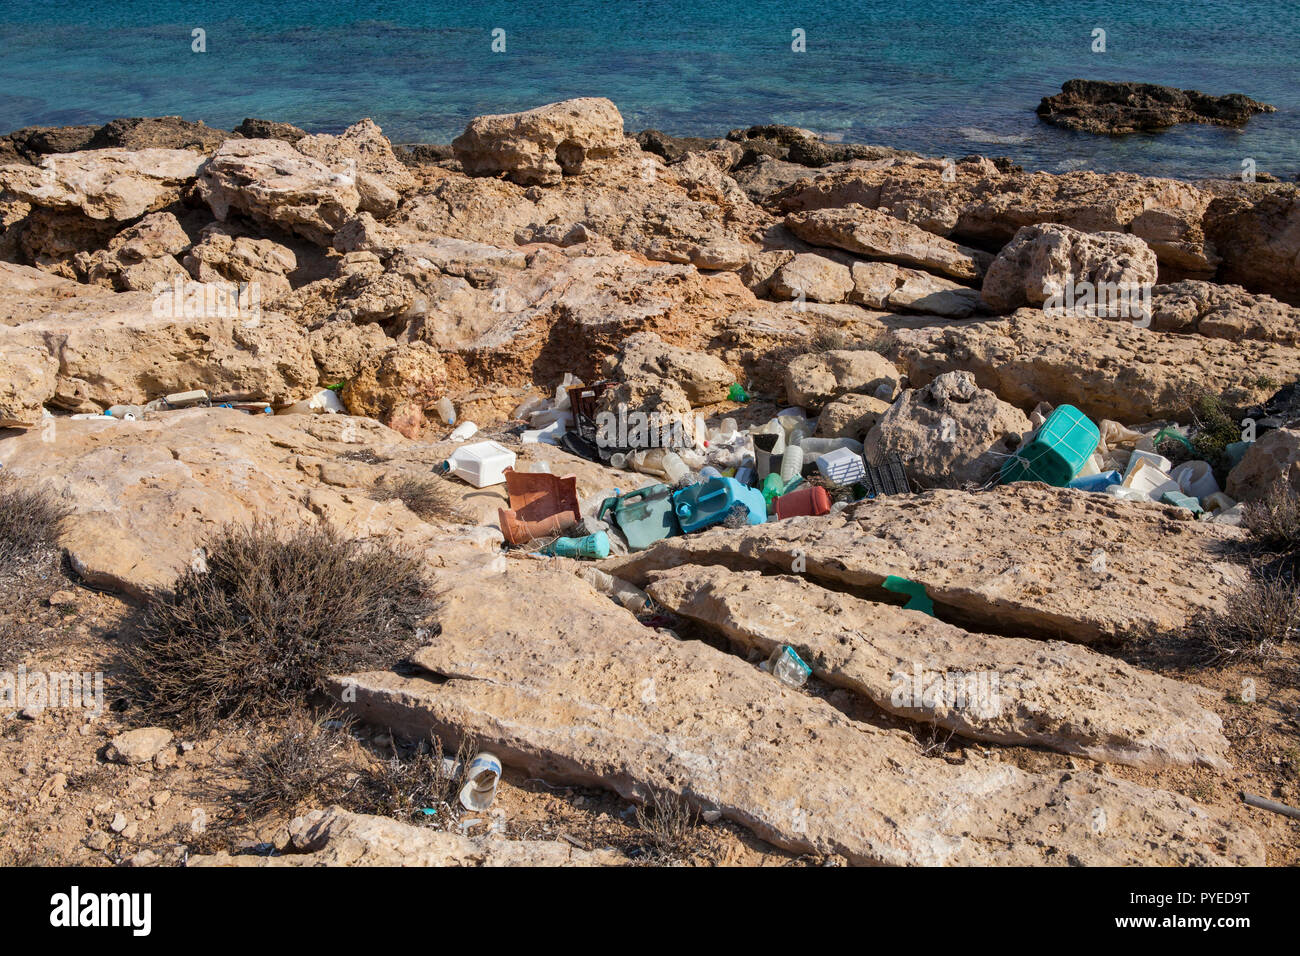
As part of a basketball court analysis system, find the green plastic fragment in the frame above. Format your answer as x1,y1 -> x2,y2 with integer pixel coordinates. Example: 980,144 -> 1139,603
883,575 -> 935,617
728,383 -> 749,403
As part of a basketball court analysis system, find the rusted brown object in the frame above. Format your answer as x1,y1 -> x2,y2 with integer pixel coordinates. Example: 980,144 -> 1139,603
498,468 -> 581,545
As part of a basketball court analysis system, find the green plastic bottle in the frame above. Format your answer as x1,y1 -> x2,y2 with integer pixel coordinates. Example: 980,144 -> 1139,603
761,472 -> 785,511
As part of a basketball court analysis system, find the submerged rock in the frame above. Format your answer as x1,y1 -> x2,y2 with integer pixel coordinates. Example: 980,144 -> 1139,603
1037,79 -> 1276,135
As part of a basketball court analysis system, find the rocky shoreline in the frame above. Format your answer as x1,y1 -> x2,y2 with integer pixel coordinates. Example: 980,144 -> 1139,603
1,96 -> 1298,867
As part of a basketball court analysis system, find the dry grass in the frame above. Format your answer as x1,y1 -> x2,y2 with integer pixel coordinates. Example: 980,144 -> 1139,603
1192,569 -> 1300,663
127,521 -> 431,730
369,473 -> 466,522
634,790 -> 697,862
809,327 -> 897,357
0,476 -> 68,567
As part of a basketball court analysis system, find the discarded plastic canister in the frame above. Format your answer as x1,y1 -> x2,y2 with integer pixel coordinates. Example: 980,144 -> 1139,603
449,421 -> 478,442
767,645 -> 811,689
774,484 -> 831,520
459,752 -> 502,811
540,531 -> 610,560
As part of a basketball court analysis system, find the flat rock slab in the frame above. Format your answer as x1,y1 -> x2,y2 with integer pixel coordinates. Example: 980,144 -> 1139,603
0,409 -> 497,597
190,807 -> 620,867
645,567 -> 1229,770
606,484 -> 1246,645
893,308 -> 1299,424
330,566 -> 1261,865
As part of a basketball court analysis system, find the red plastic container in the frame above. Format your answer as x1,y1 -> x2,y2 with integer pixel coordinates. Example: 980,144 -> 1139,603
774,485 -> 831,520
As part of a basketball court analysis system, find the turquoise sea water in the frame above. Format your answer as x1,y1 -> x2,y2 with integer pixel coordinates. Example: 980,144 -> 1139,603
0,1 -> 1296,179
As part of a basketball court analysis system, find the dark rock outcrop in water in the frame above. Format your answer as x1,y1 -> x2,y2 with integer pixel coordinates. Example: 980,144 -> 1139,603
1037,79 -> 1276,134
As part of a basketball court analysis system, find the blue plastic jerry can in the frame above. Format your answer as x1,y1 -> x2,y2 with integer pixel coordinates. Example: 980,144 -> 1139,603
672,476 -> 767,534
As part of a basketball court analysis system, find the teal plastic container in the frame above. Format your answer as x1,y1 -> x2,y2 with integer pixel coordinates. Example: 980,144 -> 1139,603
672,477 -> 767,533
598,484 -> 680,551
1000,405 -> 1099,487
540,532 -> 610,559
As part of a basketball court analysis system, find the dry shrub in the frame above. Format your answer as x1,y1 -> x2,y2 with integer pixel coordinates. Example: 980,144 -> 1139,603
1193,570 -> 1300,662
369,473 -> 466,522
346,731 -> 479,825
1243,484 -> 1300,557
128,521 -> 430,730
231,710 -> 358,820
0,476 -> 68,567
634,790 -> 697,862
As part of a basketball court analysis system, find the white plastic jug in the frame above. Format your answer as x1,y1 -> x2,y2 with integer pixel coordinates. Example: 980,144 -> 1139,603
1171,460 -> 1220,501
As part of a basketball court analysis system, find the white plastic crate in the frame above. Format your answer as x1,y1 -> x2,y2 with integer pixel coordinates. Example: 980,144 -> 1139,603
815,446 -> 866,486
447,440 -> 516,488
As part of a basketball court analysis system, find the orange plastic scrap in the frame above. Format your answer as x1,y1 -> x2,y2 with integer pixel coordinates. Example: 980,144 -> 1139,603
497,468 -> 581,545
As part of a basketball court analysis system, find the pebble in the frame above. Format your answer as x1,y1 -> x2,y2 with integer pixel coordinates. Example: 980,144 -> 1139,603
151,790 -> 171,808
109,812 -> 128,833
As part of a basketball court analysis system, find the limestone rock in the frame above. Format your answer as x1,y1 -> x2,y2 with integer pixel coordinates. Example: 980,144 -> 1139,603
330,566 -> 1260,865
340,342 -> 447,439
1151,280 -> 1300,345
191,806 -> 622,866
0,409 -> 478,596
815,393 -> 891,440
74,212 -> 191,292
646,567 -> 1230,770
106,728 -> 173,765
0,262 -> 317,415
849,261 -> 980,317
981,223 -> 1158,314
1204,189 -> 1300,304
0,341 -> 58,427
863,371 -> 1031,488
183,227 -> 298,307
768,253 -> 854,303
1226,428 -> 1300,501
894,310 -> 1300,424
771,159 -> 1219,280
197,138 -> 361,246
452,98 -> 626,187
0,148 -> 204,221
87,116 -> 229,152
607,484 -> 1247,645
785,204 -> 991,281
603,332 -> 734,407
785,349 -> 900,409
293,119 -> 415,216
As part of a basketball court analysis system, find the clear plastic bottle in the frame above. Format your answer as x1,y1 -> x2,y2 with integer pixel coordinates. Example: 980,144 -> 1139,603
435,397 -> 456,425
660,451 -> 689,483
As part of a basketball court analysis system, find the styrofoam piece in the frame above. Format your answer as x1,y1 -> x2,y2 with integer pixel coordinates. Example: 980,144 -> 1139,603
522,420 -> 565,445
449,421 -> 478,442
1122,457 -> 1180,501
1122,449 -> 1171,481
815,447 -> 866,486
447,440 -> 517,488
529,408 -> 573,429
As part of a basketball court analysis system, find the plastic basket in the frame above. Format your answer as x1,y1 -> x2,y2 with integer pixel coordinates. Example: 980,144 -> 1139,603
1000,405 -> 1099,487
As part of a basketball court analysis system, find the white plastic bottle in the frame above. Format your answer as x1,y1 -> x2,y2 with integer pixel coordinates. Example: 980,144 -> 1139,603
779,444 -> 804,486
